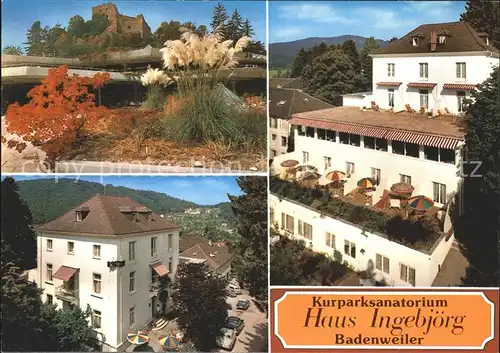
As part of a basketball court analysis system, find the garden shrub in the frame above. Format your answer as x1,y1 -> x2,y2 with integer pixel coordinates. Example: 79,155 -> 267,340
271,177 -> 440,248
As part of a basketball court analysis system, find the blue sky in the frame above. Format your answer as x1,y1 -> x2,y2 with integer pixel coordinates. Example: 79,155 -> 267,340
270,1 -> 466,43
10,175 -> 243,205
1,0 -> 266,48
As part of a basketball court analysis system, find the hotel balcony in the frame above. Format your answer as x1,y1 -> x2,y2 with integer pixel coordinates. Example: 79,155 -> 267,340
55,285 -> 79,305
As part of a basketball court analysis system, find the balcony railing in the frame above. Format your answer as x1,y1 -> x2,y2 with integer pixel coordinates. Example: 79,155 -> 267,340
56,285 -> 79,304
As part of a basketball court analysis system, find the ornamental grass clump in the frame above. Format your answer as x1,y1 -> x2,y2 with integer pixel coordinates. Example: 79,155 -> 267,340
158,28 -> 252,142
140,68 -> 172,110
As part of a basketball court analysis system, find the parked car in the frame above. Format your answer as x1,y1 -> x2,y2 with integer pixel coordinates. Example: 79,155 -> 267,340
224,316 -> 244,336
228,283 -> 242,295
236,299 -> 250,310
216,327 -> 236,351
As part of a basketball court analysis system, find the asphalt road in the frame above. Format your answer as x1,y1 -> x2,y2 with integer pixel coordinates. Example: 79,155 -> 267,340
223,293 -> 268,353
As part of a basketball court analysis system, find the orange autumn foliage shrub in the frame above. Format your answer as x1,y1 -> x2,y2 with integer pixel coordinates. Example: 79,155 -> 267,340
3,65 -> 110,164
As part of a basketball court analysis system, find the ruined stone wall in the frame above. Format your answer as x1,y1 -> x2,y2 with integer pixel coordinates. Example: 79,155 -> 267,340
92,3 -> 151,38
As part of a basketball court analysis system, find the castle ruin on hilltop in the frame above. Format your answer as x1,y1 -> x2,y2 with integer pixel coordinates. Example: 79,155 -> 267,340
92,2 -> 152,38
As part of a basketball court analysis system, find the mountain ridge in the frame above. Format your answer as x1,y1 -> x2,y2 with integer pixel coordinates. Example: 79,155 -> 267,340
270,35 -> 389,68
15,178 -> 233,225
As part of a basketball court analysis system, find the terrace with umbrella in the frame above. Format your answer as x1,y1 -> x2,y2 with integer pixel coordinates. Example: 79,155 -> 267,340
279,159 -> 299,180
318,170 -> 346,197
127,331 -> 153,352
294,164 -> 320,187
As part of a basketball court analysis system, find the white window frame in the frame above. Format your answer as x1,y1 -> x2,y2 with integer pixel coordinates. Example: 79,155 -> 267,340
46,239 -> 53,252
67,241 -> 74,255
325,232 -> 336,249
281,136 -> 287,147
323,156 -> 332,171
388,88 -> 395,108
346,162 -> 355,177
376,253 -> 390,274
167,234 -> 173,250
271,134 -> 276,141
400,263 -> 416,286
457,91 -> 466,112
298,220 -> 313,240
419,89 -> 429,109
46,263 -> 53,282
46,294 -> 53,304
93,273 -> 102,294
371,167 -> 381,185
93,310 -> 102,329
419,63 -> 428,79
412,37 -> 420,46
129,241 -> 136,261
151,236 -> 157,257
387,63 -> 395,77
129,271 -> 136,292
456,62 -> 466,80
400,174 -> 412,184
129,306 -> 136,327
344,240 -> 356,258
76,211 -> 82,222
168,258 -> 173,272
270,118 -> 278,128
302,151 -> 309,164
432,182 -> 447,204
93,244 -> 101,259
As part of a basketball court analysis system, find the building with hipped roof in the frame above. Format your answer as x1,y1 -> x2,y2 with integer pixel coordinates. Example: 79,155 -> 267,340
31,194 -> 180,351
270,21 -> 498,287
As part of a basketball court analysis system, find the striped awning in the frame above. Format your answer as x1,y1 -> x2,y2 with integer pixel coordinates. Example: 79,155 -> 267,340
331,123 -> 388,139
443,83 -> 476,90
151,261 -> 169,277
290,117 -> 333,130
53,266 -> 79,281
385,130 -> 461,149
377,82 -> 402,87
408,82 -> 437,88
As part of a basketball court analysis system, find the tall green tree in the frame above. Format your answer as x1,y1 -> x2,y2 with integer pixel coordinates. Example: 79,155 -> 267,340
227,9 -> 244,41
172,263 -> 228,351
290,48 -> 310,77
461,0 -> 500,49
1,177 -> 36,270
46,24 -> 66,57
244,40 -> 266,55
1,262 -> 43,351
360,37 -> 380,91
270,233 -> 304,285
455,66 -> 500,286
210,2 -> 229,38
301,49 -> 364,105
228,176 -> 268,303
40,304 -> 99,351
67,15 -> 87,38
341,39 -> 361,72
2,45 -> 24,55
242,18 -> 255,37
25,21 -> 47,56
87,13 -> 110,36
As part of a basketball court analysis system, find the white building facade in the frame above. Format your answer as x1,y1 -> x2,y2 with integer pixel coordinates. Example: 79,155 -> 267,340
32,195 -> 180,351
270,195 -> 454,287
364,22 -> 498,115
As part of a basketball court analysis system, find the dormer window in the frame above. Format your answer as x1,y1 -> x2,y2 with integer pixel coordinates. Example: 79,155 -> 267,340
148,213 -> 153,221
132,213 -> 138,222
438,35 -> 446,44
76,212 -> 83,222
412,37 -> 420,46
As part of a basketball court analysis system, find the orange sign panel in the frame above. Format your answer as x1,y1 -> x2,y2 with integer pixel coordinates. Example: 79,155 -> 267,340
274,291 -> 495,349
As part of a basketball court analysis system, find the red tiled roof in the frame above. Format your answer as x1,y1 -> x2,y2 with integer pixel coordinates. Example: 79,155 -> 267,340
408,82 -> 437,88
151,261 -> 169,277
443,83 -> 476,90
385,130 -> 461,149
38,195 -> 179,236
53,266 -> 78,281
377,82 -> 402,87
179,235 -> 233,272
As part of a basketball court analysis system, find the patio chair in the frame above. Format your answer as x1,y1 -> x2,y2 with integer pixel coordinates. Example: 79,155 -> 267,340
405,104 -> 416,115
390,199 -> 401,209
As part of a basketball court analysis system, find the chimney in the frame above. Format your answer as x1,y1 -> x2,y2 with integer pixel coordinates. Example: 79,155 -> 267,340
430,30 -> 437,51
